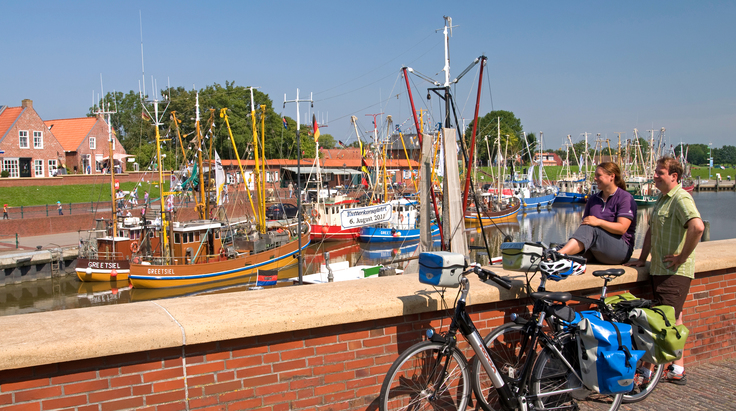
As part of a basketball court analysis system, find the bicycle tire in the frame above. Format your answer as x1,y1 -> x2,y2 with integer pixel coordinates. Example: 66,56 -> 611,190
530,333 -> 623,411
622,362 -> 664,403
379,340 -> 471,411
471,323 -> 531,411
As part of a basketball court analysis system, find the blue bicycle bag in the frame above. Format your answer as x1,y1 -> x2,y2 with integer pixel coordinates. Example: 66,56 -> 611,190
576,311 -> 645,395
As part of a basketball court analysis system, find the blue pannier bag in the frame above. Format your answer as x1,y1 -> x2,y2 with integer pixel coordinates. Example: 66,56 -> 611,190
576,311 -> 645,394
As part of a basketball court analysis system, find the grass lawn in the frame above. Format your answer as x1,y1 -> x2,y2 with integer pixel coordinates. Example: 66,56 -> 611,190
1,181 -> 171,207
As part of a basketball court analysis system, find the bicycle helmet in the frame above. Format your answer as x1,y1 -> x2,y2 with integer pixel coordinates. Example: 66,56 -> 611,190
540,258 -> 586,281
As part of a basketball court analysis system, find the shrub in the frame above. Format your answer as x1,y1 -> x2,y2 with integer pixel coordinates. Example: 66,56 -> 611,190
1,170 -> 9,178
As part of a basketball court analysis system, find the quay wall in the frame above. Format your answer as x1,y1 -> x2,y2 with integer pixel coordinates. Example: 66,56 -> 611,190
0,239 -> 734,410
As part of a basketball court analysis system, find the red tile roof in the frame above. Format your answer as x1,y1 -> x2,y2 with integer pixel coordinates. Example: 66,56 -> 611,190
0,106 -> 24,141
44,117 -> 100,151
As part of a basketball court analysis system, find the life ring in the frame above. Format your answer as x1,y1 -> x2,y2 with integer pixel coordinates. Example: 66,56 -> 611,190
219,247 -> 227,259
399,214 -> 404,222
311,209 -> 320,218
130,241 -> 139,253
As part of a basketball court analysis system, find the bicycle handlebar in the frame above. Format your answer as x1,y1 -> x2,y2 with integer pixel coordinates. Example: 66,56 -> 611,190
468,264 -> 513,290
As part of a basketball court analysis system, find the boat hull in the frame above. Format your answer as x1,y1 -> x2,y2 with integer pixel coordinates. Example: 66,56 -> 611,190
554,192 -> 587,203
128,233 -> 310,289
76,259 -> 130,281
464,203 -> 521,223
358,224 -> 440,243
309,224 -> 360,241
634,195 -> 658,206
519,193 -> 556,209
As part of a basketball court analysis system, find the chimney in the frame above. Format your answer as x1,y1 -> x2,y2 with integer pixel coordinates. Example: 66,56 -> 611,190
21,99 -> 33,109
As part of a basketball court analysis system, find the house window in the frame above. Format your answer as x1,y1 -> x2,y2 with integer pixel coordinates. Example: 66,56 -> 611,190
3,159 -> 19,178
33,131 -> 43,148
89,137 -> 96,150
19,131 -> 29,148
34,160 -> 44,177
48,160 -> 57,177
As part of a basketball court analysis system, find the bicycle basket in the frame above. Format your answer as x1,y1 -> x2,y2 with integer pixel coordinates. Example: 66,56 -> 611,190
500,242 -> 543,272
418,252 -> 466,288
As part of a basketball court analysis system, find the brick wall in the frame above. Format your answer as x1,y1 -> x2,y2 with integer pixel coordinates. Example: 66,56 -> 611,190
0,103 -> 65,178
0,269 -> 733,410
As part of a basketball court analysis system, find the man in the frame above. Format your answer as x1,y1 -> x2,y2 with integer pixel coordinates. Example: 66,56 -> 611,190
288,182 -> 293,199
626,157 -> 704,385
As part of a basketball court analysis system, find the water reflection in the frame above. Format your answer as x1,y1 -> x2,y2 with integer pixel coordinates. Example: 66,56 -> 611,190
1,191 -> 732,316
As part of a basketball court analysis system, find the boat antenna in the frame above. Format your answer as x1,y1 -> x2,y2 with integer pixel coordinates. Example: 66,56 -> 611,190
139,10 -> 146,98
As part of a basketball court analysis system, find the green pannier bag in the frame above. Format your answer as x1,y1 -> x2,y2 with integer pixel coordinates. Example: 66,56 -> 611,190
628,305 -> 689,365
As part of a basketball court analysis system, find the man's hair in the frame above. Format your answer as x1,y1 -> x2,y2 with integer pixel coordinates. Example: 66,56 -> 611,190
656,156 -> 684,183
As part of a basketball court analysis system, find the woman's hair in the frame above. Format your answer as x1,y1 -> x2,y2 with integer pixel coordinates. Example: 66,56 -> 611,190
597,162 -> 626,191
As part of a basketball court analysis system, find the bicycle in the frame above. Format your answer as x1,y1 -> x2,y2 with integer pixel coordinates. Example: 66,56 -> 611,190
378,252 -> 623,411
472,247 -> 663,410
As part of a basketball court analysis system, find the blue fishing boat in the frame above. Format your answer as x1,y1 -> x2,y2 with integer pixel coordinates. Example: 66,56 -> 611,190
358,198 -> 440,243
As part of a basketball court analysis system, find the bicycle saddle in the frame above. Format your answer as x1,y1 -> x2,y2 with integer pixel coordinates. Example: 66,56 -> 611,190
592,268 -> 625,277
531,291 -> 573,303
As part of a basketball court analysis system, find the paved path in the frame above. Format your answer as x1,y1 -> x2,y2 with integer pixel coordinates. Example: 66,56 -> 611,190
579,358 -> 736,410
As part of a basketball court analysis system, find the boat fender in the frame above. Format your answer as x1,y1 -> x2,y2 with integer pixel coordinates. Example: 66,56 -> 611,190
399,214 -> 404,222
130,241 -> 140,253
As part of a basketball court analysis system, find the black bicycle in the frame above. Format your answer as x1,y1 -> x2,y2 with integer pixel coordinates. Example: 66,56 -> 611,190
472,247 -> 662,410
378,255 -> 624,411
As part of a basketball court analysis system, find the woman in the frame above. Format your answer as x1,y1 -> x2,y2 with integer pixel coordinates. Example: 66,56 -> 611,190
556,162 -> 637,265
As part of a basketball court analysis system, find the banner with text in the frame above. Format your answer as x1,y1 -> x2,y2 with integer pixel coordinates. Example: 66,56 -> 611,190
340,203 -> 392,229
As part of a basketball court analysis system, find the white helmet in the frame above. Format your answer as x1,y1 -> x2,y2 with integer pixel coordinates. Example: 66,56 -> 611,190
540,258 -> 586,281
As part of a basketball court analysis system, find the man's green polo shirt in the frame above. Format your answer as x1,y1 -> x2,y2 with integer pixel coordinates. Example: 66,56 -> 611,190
649,183 -> 701,279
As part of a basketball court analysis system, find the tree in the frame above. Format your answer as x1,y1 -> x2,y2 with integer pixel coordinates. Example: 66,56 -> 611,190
463,110 -> 524,166
687,144 -> 709,165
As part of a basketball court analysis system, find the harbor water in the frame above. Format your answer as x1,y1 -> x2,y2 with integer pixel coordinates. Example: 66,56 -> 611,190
1,190 -> 733,317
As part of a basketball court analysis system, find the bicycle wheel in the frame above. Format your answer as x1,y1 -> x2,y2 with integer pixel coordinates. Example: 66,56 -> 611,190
530,334 -> 622,411
379,340 -> 471,411
622,362 -> 664,403
471,323 -> 530,411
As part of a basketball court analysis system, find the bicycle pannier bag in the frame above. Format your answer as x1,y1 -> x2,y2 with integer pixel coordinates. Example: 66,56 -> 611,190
628,305 -> 689,364
419,252 -> 466,288
576,311 -> 645,394
500,242 -> 543,272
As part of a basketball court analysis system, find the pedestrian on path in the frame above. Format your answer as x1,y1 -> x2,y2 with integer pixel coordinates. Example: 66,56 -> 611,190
3,204 -> 8,220
57,201 -> 63,216
288,182 -> 293,199
144,190 -> 149,205
626,156 -> 704,386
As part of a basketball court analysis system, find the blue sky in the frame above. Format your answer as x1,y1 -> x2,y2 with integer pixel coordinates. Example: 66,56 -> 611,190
2,1 -> 734,150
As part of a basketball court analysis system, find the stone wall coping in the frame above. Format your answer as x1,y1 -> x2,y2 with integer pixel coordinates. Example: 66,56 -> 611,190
0,239 -> 734,371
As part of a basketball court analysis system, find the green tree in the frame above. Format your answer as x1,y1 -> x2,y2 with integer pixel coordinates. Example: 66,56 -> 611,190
464,110 -> 524,166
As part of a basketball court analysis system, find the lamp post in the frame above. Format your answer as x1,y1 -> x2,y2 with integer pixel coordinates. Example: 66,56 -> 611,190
708,142 -> 713,180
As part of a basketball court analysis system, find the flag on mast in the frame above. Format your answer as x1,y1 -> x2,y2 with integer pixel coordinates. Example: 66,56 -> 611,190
214,150 -> 226,205
312,114 -> 320,143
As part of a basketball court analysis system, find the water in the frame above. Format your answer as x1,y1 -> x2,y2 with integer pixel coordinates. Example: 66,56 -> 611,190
1,191 -> 733,317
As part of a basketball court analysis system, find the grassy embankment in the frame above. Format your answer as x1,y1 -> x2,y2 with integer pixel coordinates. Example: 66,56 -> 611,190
474,165 -> 736,182
0,182 -> 170,207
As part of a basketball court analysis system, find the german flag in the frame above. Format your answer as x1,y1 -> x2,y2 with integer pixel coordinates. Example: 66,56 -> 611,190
312,114 -> 320,143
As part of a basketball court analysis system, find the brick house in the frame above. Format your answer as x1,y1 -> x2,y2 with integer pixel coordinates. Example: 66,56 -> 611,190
0,99 -> 66,178
45,115 -> 127,174
533,152 -> 563,166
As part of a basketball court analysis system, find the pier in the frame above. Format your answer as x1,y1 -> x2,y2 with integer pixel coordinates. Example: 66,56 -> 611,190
695,176 -> 736,191
0,239 -> 734,410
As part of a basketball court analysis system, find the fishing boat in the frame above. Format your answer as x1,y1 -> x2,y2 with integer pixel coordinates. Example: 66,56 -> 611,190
76,105 -> 135,282
464,196 -> 521,223
289,260 -> 403,285
554,136 -> 590,203
128,226 -> 310,289
128,92 -> 309,289
358,198 -> 439,243
509,167 -> 557,209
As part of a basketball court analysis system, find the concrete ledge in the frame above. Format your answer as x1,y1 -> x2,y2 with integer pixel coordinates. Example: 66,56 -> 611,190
0,238 -> 734,371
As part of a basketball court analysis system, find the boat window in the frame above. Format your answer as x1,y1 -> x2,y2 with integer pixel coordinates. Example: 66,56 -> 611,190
215,231 -> 220,239
195,233 -> 200,242
174,233 -> 181,244
188,232 -> 194,243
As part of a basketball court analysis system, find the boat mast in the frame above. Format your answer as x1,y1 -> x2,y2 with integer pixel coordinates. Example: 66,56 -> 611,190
260,104 -> 267,231
220,108 -> 258,222
195,93 -> 207,220
249,87 -> 265,233
461,55 -> 487,214
96,100 -> 118,242
284,89 -> 313,285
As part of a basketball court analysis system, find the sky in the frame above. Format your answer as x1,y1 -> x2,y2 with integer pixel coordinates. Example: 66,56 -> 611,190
2,1 -> 735,151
